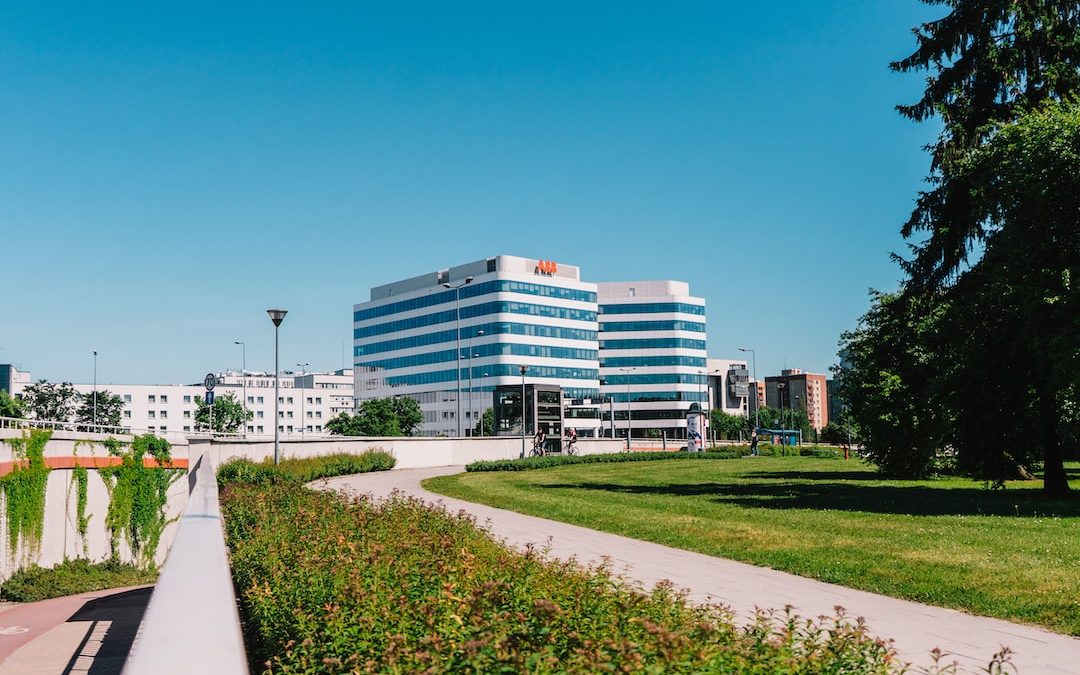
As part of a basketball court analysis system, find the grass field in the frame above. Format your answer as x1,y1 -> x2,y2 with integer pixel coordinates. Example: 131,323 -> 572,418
424,456 -> 1080,636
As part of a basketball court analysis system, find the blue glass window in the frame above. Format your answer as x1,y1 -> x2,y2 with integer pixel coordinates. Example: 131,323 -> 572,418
599,338 -> 707,351
601,373 -> 707,385
355,280 -> 597,321
356,301 -> 596,339
358,344 -> 598,371
355,322 -> 597,356
599,302 -> 705,316
598,320 -> 706,333
379,364 -> 599,387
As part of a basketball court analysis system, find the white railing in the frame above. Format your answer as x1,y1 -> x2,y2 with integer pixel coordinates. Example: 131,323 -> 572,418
122,451 -> 247,674
0,416 -> 335,442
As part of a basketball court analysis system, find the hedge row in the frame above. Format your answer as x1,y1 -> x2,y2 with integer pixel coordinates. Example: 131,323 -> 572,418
218,477 -> 902,673
0,559 -> 157,602
466,445 -> 841,472
216,450 -> 396,487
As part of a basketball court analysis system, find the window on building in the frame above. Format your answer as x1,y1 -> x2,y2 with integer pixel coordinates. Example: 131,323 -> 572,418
287,411 -> 293,419
315,425 -> 322,432
316,397 -> 322,404
160,410 -> 167,418
247,425 -> 254,433
148,395 -> 156,403
286,425 -> 293,432
183,410 -> 190,419
316,411 -> 322,419
123,394 -> 132,403
257,426 -> 264,433
306,397 -> 313,405
159,426 -> 167,432
278,397 -> 284,404
183,425 -> 191,432
160,395 -> 168,403
183,395 -> 191,403
257,396 -> 264,404
257,410 -> 264,419
286,397 -> 293,404
148,425 -> 155,431
148,410 -> 156,418
306,411 -> 312,418
123,410 -> 131,418
247,396 -> 254,404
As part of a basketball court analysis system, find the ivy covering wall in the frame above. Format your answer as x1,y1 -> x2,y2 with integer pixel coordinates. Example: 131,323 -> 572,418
1,429 -> 53,560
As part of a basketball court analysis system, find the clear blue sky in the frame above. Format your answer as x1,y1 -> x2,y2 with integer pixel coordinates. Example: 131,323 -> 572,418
1,1 -> 941,385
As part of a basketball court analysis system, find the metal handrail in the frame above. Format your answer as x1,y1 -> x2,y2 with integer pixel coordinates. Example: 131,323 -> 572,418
0,416 -> 335,441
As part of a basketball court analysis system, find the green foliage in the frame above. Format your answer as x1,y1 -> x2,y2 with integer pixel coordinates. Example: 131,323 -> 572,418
220,481 -> 903,673
73,465 -> 89,549
74,390 -> 125,429
99,435 -> 180,567
20,380 -> 78,421
194,391 -> 252,433
327,396 -> 422,436
217,451 -> 396,488
0,558 -> 156,602
753,405 -> 812,439
0,391 -> 25,418
710,409 -> 751,440
471,407 -> 493,436
467,450 -> 746,472
1,430 -> 52,558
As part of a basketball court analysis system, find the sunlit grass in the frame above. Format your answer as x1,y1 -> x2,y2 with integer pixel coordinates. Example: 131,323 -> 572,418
425,457 -> 1080,636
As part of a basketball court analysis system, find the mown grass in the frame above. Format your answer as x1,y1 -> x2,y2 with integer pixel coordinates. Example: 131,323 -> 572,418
424,457 -> 1080,636
0,559 -> 157,602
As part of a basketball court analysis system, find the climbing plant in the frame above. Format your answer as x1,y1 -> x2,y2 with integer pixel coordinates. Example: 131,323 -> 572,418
1,429 -> 52,560
70,440 -> 95,556
100,434 -> 181,568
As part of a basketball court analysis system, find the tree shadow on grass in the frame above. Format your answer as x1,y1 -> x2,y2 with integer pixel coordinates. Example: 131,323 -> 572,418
535,480 -> 1080,518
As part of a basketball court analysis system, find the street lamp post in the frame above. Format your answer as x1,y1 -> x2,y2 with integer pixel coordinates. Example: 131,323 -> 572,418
234,341 -> 246,435
480,370 -> 489,437
443,277 -> 474,436
618,367 -> 636,450
92,350 -> 98,427
777,381 -> 787,447
297,362 -> 309,435
738,347 -> 758,432
519,365 -> 528,458
267,309 -> 287,464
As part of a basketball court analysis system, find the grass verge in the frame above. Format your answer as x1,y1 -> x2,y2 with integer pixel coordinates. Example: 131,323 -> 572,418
0,559 -> 157,602
424,456 -> 1080,636
216,450 -> 395,487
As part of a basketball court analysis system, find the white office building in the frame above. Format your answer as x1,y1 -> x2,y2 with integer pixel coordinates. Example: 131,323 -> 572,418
353,255 -> 601,437
706,358 -> 751,416
597,281 -> 708,440
3,365 -> 353,439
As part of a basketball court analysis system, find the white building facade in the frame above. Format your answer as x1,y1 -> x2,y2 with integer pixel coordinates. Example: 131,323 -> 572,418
597,281 -> 708,440
353,256 -> 601,437
4,366 -> 352,439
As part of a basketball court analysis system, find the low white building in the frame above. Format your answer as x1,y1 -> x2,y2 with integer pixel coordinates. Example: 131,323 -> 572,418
2,364 -> 353,439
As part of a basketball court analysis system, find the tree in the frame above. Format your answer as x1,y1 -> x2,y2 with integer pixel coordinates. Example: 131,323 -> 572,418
194,392 -> 252,433
0,391 -> 25,419
327,396 -> 423,436
710,409 -> 751,440
75,390 -> 125,429
472,408 -> 493,437
892,1 -> 1080,286
20,381 -> 78,421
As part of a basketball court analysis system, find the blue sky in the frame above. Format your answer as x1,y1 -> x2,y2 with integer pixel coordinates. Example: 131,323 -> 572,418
1,1 -> 940,385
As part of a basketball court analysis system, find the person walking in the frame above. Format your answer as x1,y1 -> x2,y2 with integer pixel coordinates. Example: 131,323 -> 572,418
749,428 -> 759,456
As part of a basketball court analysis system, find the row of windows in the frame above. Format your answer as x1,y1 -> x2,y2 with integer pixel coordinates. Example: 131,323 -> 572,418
358,343 -> 598,372
600,356 -> 707,369
355,280 -> 597,321
599,338 -> 707,351
598,320 -> 706,334
601,373 -> 707,385
605,390 -> 708,403
598,302 -> 705,316
355,323 -> 598,357
603,409 -> 697,421
356,301 -> 597,339
381,364 -> 599,388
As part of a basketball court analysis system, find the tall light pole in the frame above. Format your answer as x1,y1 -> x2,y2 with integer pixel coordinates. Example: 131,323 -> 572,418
234,341 -> 246,435
92,350 -> 98,427
443,277 -> 474,436
480,370 -> 489,437
297,362 -> 309,435
777,381 -> 787,447
738,347 -> 758,432
618,367 -> 636,450
467,329 -> 483,437
267,309 -> 287,464
519,365 -> 528,458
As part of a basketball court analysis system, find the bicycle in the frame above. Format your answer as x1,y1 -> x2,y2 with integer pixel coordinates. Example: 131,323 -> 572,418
563,438 -> 578,455
530,439 -> 546,457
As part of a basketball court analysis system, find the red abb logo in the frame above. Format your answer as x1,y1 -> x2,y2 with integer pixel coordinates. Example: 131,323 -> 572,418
536,260 -> 558,275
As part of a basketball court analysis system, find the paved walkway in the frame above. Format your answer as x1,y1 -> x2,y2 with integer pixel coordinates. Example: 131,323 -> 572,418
322,467 -> 1080,675
0,585 -> 152,674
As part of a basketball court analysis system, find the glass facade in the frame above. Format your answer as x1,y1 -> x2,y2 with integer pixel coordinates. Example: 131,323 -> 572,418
359,344 -> 598,371
381,364 -> 599,387
600,355 -> 707,368
356,322 -> 596,357
599,302 -> 705,315
356,280 -> 597,321
598,320 -> 705,334
356,301 -> 596,339
599,338 -> 707,351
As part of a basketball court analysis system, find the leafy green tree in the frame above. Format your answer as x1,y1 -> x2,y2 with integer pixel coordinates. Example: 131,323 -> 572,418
327,396 -> 423,436
710,410 -> 751,440
194,391 -> 252,433
75,390 -> 125,429
472,408 -> 493,437
21,381 -> 78,421
892,1 -> 1080,286
0,391 -> 25,418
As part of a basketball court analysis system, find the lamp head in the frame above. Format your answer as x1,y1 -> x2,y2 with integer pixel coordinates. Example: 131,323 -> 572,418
464,276 -> 473,284
519,365 -> 528,375
267,309 -> 288,326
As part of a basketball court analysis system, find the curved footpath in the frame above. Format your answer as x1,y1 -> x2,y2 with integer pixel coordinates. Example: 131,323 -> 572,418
322,466 -> 1080,675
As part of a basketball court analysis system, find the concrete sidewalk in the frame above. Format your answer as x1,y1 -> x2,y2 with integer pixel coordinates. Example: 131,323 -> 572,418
0,585 -> 152,674
322,466 -> 1080,675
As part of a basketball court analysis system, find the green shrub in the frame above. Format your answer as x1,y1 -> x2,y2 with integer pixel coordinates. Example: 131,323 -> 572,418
799,446 -> 842,459
467,450 -> 745,472
217,450 -> 396,487
220,481 -> 904,673
0,558 -> 157,602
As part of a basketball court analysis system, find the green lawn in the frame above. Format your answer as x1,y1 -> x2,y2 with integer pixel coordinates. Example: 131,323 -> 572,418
424,457 -> 1080,636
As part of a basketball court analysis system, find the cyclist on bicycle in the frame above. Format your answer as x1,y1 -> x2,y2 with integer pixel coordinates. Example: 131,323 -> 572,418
564,427 -> 578,455
532,428 -> 546,456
